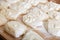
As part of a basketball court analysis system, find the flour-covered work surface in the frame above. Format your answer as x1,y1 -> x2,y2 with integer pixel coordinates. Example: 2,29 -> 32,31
0,0 -> 60,40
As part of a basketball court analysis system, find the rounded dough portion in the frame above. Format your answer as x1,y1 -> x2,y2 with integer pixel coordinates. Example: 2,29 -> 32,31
48,19 -> 60,37
23,7 -> 49,27
5,9 -> 20,20
4,21 -> 27,38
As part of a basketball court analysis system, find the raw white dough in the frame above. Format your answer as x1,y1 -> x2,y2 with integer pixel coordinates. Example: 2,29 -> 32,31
4,21 -> 27,38
22,30 -> 44,40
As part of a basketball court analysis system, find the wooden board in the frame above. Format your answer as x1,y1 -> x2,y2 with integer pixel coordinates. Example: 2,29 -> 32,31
0,26 -> 23,40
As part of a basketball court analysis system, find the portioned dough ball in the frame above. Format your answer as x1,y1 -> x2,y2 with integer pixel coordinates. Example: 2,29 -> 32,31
0,14 -> 7,26
28,0 -> 40,6
22,30 -> 44,40
18,2 -> 32,14
48,19 -> 60,37
5,9 -> 21,20
4,21 -> 27,38
23,7 -> 49,25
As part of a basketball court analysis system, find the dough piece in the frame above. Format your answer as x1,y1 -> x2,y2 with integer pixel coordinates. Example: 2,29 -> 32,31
0,0 -> 20,7
8,0 -> 32,13
37,3 -> 49,12
22,30 -> 44,40
48,19 -> 60,37
4,21 -> 27,38
5,9 -> 21,20
18,2 -> 32,14
49,1 -> 59,11
23,7 -> 49,24
0,14 -> 7,26
23,7 -> 49,36
28,0 -> 48,6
